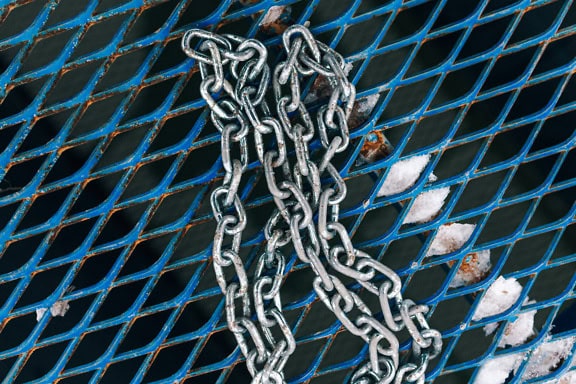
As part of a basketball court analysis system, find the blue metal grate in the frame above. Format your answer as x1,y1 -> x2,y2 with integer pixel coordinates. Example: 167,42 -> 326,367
0,0 -> 575,383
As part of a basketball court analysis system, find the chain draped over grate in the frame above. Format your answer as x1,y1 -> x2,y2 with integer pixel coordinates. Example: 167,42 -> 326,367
181,25 -> 442,384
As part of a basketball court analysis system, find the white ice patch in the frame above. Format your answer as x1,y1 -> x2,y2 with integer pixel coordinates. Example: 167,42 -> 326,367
356,93 -> 380,114
377,154 -> 431,197
50,300 -> 70,317
474,353 -> 523,384
35,307 -> 48,321
522,337 -> 576,380
403,186 -> 450,224
559,370 -> 576,384
343,62 -> 353,75
496,301 -> 536,348
427,222 -> 492,287
449,250 -> 492,288
473,276 -> 523,321
35,300 -> 70,322
260,5 -> 285,26
476,335 -> 575,382
427,223 -> 476,256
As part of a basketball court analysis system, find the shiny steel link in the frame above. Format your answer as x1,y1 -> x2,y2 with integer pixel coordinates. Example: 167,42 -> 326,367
185,29 -> 294,384
253,117 -> 287,167
183,25 -> 442,384
181,29 -> 231,65
270,30 -> 440,378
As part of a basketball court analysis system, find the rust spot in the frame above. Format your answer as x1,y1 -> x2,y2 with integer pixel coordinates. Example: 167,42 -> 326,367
447,251 -> 490,285
262,18 -> 292,34
360,130 -> 391,162
260,7 -> 294,35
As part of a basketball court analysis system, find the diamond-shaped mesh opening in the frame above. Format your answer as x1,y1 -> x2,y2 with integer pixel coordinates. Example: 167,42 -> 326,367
0,0 -> 575,383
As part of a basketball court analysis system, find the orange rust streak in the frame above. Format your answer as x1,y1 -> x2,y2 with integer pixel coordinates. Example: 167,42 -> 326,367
360,131 -> 391,162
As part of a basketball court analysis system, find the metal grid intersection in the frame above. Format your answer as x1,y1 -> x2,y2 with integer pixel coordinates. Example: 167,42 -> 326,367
0,0 -> 575,383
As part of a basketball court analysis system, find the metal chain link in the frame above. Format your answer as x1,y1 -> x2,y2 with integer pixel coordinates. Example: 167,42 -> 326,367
183,30 -> 295,384
182,25 -> 442,384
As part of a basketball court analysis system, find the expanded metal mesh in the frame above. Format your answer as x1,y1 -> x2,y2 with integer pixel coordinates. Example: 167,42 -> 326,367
0,0 -> 575,383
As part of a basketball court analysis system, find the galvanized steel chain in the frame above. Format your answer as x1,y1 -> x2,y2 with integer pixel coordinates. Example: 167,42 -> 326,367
182,25 -> 442,384
182,29 -> 294,383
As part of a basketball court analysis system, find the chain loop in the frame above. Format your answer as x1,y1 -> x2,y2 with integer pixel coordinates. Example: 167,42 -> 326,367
181,29 -> 231,64
254,117 -> 288,167
184,25 -> 442,384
